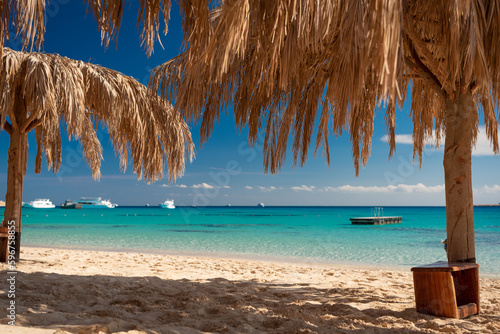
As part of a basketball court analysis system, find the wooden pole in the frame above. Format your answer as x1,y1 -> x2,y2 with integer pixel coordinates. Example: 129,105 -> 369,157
1,86 -> 27,263
2,129 -> 26,262
443,91 -> 476,263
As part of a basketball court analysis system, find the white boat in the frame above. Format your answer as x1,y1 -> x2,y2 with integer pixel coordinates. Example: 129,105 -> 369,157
257,202 -> 265,207
23,199 -> 56,209
61,197 -> 117,209
159,199 -> 175,209
101,199 -> 118,208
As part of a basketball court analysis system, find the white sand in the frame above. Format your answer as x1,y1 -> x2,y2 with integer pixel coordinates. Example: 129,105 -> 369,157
0,247 -> 499,333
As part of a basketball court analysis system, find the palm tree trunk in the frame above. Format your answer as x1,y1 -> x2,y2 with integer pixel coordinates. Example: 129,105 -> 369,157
444,92 -> 476,263
3,128 -> 27,262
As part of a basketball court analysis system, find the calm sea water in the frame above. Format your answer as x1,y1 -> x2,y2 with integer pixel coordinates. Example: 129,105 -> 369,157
3,206 -> 500,277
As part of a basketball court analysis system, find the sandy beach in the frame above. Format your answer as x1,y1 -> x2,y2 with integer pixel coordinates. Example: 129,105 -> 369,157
0,247 -> 498,334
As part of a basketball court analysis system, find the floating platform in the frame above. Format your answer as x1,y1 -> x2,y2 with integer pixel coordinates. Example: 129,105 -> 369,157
350,216 -> 402,225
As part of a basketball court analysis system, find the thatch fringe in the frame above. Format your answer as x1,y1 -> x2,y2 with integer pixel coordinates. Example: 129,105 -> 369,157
149,0 -> 500,174
0,0 -> 45,52
0,0 -> 45,79
84,0 -> 173,56
4,1 -> 500,174
0,1 -> 173,57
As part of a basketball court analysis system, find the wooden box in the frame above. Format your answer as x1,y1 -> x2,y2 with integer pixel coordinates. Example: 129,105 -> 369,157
411,261 -> 480,319
0,227 -> 9,263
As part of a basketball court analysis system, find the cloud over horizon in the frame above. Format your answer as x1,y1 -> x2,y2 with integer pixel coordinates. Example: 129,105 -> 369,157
291,185 -> 316,192
381,126 -> 500,156
258,186 -> 277,192
326,183 -> 444,193
479,184 -> 500,193
191,183 -> 215,189
160,184 -> 188,188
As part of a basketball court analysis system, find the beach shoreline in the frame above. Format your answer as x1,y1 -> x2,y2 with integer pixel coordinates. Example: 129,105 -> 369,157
0,247 -> 499,334
22,244 -> 500,279
22,244 -> 417,274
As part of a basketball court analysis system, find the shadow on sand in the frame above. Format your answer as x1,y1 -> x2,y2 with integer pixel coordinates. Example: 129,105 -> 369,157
0,262 -> 497,334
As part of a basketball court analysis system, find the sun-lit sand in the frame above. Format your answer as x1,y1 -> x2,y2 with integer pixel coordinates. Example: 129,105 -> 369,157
0,247 -> 499,333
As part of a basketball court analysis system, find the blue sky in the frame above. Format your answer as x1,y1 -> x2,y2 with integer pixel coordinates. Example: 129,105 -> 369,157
1,1 -> 499,206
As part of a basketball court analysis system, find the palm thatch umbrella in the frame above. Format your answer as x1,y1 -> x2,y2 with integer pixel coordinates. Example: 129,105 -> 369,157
3,1 -> 499,264
0,47 -> 194,261
146,1 -> 500,265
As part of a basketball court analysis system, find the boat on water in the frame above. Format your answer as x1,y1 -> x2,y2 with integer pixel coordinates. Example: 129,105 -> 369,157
257,202 -> 265,207
159,199 -> 175,209
62,197 -> 117,209
61,200 -> 82,209
23,199 -> 56,209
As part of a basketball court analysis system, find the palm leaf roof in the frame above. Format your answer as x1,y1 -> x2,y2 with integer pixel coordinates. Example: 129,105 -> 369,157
1,47 -> 193,182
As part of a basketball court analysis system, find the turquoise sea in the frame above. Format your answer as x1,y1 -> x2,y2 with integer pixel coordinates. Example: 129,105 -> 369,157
3,206 -> 500,277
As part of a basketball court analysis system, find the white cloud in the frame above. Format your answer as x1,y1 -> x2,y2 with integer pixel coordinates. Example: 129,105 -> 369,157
291,185 -> 316,192
473,127 -> 500,156
381,126 -> 500,156
258,186 -> 277,192
380,134 -> 414,145
331,185 -> 391,193
398,184 -> 444,193
479,184 -> 500,194
191,183 -> 215,189
380,133 -> 437,146
223,185 -> 230,189
325,183 -> 444,193
245,186 -> 254,190
289,183 -> 444,193
162,184 -> 189,188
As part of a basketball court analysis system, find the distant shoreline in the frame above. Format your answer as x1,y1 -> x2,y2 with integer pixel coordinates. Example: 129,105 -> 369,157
7,204 -> 500,208
1,202 -> 499,208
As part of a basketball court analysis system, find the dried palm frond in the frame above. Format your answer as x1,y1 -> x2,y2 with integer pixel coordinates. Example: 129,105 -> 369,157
150,0 -> 500,174
1,0 -> 174,57
0,47 -> 194,182
1,0 -> 45,49
85,0 -> 174,56
0,0 -> 46,71
4,1 -> 499,174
